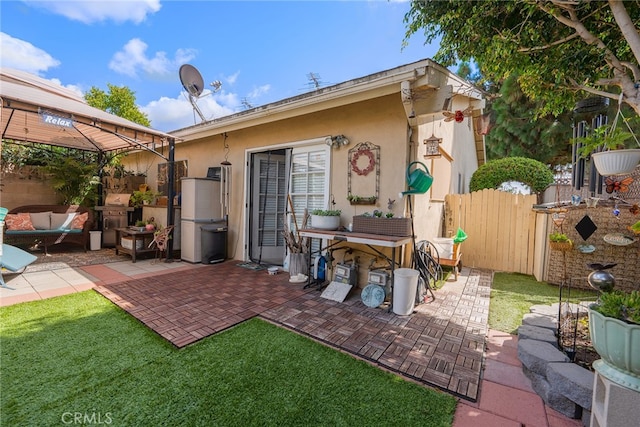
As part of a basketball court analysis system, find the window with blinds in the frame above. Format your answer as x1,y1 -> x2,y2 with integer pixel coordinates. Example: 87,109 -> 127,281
289,146 -> 330,231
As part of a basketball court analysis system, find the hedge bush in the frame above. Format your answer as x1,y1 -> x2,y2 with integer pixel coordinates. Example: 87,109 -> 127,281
469,157 -> 553,194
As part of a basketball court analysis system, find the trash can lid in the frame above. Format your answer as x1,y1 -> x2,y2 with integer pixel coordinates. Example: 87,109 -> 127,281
201,224 -> 227,231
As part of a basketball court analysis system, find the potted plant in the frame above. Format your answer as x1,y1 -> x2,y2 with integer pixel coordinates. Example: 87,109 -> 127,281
347,194 -> 377,205
548,231 -> 573,251
588,290 -> 640,389
352,211 -> 412,237
576,119 -> 640,176
310,209 -> 341,230
130,190 -> 161,208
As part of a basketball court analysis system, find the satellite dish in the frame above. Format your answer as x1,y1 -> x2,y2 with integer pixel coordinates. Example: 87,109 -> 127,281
179,64 -> 205,97
179,64 -> 207,123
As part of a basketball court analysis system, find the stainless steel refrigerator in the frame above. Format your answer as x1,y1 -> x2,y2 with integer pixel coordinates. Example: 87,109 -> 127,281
180,177 -> 224,263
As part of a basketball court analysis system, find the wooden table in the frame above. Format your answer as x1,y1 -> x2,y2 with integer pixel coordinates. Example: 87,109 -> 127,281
298,228 -> 411,290
114,228 -> 155,262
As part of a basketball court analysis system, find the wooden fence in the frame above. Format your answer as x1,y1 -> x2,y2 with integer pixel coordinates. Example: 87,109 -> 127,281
444,189 -> 538,275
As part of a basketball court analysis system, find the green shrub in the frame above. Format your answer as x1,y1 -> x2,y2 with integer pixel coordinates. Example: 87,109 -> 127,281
469,157 -> 554,194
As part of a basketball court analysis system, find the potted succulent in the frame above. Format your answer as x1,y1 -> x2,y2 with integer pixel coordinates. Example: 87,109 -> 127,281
347,194 -> 377,205
576,119 -> 640,176
310,209 -> 341,230
588,290 -> 640,389
548,231 -> 573,251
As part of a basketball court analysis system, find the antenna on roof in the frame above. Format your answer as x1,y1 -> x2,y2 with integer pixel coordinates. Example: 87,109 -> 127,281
180,64 -> 220,124
307,72 -> 322,88
241,98 -> 253,110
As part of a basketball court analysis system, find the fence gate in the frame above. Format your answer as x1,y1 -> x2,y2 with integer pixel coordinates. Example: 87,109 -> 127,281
444,189 -> 538,275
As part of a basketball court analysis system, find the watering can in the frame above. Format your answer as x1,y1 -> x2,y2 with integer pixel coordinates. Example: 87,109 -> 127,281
401,161 -> 433,196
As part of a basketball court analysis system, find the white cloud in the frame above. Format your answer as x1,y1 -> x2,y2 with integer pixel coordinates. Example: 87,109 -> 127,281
47,78 -> 85,98
225,71 -> 240,85
23,0 -> 161,24
142,90 -> 237,132
0,32 -> 60,74
109,38 -> 196,78
248,84 -> 271,99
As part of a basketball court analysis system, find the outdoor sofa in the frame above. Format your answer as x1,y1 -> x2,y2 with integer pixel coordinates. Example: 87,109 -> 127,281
3,205 -> 93,253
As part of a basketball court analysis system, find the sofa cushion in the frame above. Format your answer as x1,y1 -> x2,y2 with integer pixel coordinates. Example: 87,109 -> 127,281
5,213 -> 36,231
71,212 -> 89,230
30,212 -> 52,230
51,212 -> 77,230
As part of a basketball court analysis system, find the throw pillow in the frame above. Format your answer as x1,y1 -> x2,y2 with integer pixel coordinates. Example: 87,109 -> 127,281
71,212 -> 89,230
30,212 -> 52,230
51,213 -> 77,229
5,213 -> 36,231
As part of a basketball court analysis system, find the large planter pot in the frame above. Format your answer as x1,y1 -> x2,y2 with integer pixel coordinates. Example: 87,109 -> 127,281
310,215 -> 340,230
591,149 -> 640,176
588,305 -> 640,390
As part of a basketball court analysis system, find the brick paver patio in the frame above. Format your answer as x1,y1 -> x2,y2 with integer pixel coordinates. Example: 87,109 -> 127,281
94,261 -> 490,401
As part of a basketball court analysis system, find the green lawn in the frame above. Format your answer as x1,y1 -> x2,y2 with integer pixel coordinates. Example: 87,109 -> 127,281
1,292 -> 455,426
489,272 -> 598,334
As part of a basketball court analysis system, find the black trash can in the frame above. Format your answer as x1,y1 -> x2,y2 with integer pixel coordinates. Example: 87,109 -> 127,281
201,223 -> 227,264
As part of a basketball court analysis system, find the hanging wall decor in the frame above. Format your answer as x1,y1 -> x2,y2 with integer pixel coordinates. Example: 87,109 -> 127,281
348,141 -> 380,205
443,106 -> 473,123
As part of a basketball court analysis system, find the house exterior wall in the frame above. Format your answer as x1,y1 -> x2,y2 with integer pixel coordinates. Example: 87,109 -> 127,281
122,60 -> 485,263
123,94 -> 413,261
411,96 -> 481,241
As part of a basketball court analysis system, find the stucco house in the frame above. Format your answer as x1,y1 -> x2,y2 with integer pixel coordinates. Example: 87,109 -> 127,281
123,59 -> 486,269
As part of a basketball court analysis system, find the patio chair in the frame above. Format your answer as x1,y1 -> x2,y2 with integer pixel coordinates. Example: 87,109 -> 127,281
0,244 -> 38,289
149,225 -> 174,264
1,207 -> 37,289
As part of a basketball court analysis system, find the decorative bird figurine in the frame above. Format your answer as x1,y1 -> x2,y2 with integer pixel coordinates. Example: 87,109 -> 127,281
387,198 -> 395,210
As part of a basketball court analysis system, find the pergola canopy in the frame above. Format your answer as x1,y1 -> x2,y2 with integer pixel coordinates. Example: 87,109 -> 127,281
0,68 -> 174,157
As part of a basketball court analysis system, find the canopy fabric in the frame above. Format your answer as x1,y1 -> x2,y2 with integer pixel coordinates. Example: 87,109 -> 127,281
0,68 -> 174,156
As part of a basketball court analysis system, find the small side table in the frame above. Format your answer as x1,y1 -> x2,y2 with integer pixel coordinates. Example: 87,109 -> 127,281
114,228 -> 155,263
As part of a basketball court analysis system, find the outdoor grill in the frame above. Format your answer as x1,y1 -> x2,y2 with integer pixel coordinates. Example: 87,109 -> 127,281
95,193 -> 134,246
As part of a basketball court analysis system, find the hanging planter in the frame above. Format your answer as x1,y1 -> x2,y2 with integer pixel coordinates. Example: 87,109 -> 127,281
347,195 -> 377,205
591,149 -> 640,176
549,231 -> 573,251
575,103 -> 640,176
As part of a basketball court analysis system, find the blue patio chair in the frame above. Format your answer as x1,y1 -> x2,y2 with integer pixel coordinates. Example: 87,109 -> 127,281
0,244 -> 38,289
1,208 -> 38,289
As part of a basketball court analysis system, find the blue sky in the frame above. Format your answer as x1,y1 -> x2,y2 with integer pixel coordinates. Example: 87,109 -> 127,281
0,1 -> 439,132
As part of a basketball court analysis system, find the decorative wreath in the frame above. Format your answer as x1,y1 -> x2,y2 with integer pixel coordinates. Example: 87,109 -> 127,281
351,149 -> 376,176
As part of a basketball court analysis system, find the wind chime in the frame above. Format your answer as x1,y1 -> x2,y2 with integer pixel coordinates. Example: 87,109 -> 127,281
220,133 -> 232,218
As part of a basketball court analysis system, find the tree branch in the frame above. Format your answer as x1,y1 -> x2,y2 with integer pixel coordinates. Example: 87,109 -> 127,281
609,0 -> 640,65
621,61 -> 640,82
517,33 -> 580,53
568,77 -> 623,100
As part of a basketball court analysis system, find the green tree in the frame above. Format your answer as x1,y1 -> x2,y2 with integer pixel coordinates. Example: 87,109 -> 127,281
46,156 -> 100,206
486,75 -> 573,165
404,1 -> 640,116
84,84 -> 151,127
